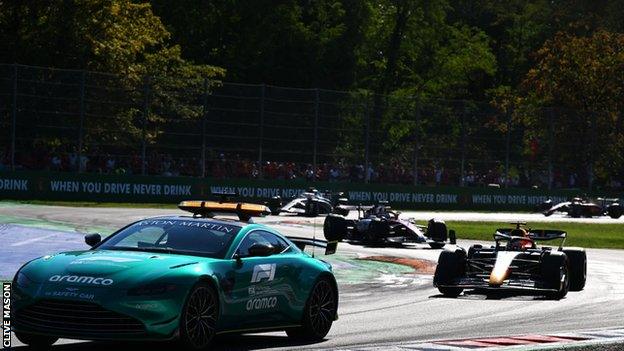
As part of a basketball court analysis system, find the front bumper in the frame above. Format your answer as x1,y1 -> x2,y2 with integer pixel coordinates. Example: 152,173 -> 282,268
12,285 -> 183,341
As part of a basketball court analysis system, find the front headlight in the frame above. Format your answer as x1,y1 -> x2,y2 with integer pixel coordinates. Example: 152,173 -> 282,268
128,283 -> 177,296
15,272 -> 34,288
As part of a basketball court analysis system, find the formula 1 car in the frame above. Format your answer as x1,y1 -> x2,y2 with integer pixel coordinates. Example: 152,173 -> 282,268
266,188 -> 348,217
433,222 -> 586,300
323,202 -> 456,248
12,201 -> 339,349
541,197 -> 622,219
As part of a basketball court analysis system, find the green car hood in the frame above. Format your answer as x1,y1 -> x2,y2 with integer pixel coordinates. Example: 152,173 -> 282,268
19,249 -> 220,289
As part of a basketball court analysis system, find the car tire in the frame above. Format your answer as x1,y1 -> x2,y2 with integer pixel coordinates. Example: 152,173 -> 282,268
569,204 -> 582,218
563,248 -> 587,291
14,332 -> 58,349
542,252 -> 569,300
286,277 -> 336,341
323,214 -> 347,242
179,281 -> 219,350
607,204 -> 623,219
433,250 -> 465,297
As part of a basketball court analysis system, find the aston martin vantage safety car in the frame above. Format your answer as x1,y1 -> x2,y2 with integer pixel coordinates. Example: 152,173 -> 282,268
323,202 -> 456,248
433,222 -> 586,300
12,201 -> 339,350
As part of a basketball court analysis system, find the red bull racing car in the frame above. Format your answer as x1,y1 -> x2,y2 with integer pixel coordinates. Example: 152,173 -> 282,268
433,222 -> 586,300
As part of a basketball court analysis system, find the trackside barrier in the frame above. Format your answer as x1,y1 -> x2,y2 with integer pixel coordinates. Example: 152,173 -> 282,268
0,171 -> 620,211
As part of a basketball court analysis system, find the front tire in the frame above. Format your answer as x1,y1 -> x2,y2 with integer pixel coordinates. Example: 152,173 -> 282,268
543,253 -> 569,300
179,282 -> 219,350
287,277 -> 336,341
433,250 -> 466,297
14,332 -> 58,349
563,248 -> 587,291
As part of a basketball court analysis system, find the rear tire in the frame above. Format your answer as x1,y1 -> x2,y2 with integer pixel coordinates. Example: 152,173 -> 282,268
542,253 -> 569,300
179,281 -> 219,350
286,277 -> 336,341
14,332 -> 57,349
607,204 -> 623,219
563,248 -> 587,291
433,250 -> 466,297
323,214 -> 347,242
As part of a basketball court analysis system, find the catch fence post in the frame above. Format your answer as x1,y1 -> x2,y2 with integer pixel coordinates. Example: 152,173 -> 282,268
313,88 -> 319,174
413,100 -> 421,186
364,95 -> 371,183
588,111 -> 596,191
548,108 -> 554,190
258,84 -> 265,179
77,70 -> 86,173
10,64 -> 17,171
504,107 -> 512,188
460,100 -> 466,186
201,78 -> 209,178
141,76 -> 150,176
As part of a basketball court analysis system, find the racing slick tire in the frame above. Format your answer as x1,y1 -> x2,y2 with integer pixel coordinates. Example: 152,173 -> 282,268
14,332 -> 58,349
433,249 -> 466,297
333,206 -> 350,216
267,196 -> 282,215
286,277 -> 337,341
179,281 -> 219,350
607,204 -> 623,219
563,248 -> 587,291
323,214 -> 347,242
569,203 -> 583,218
542,252 -> 569,300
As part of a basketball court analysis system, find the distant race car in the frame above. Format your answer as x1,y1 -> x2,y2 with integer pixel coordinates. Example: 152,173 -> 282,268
433,222 -> 586,300
12,201 -> 339,349
541,197 -> 622,219
267,188 -> 348,217
323,202 -> 456,249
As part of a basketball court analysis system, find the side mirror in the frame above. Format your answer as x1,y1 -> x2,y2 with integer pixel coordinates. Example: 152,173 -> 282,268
248,243 -> 274,257
449,230 -> 457,245
85,233 -> 102,247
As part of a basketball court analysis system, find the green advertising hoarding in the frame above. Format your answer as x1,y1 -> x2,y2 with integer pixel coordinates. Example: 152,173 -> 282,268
0,171 -> 618,211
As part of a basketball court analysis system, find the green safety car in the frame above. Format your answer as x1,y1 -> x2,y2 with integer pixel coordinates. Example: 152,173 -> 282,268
12,201 -> 339,349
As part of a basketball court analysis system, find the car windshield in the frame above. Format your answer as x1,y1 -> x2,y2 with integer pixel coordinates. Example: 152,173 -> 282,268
98,219 -> 240,259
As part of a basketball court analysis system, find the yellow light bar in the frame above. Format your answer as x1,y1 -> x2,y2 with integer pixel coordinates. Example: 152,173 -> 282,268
178,200 -> 270,221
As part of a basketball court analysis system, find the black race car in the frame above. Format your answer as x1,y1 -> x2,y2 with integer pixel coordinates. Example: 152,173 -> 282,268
433,222 -> 586,300
541,197 -> 622,219
323,203 -> 456,249
266,188 -> 348,217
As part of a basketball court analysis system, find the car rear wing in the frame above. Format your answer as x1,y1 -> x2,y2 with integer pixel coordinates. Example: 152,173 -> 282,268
178,200 -> 270,222
494,228 -> 567,249
286,236 -> 338,255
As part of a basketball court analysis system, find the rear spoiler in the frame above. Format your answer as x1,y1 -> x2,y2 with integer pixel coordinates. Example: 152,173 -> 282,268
286,236 -> 338,255
495,228 -> 567,240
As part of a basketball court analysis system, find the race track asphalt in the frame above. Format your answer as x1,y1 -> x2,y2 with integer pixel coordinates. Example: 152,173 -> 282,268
1,204 -> 623,350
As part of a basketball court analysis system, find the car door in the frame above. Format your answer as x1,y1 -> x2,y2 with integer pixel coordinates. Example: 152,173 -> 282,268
223,230 -> 296,329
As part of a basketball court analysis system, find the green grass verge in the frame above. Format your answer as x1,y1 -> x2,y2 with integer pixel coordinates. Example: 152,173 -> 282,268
432,221 -> 624,249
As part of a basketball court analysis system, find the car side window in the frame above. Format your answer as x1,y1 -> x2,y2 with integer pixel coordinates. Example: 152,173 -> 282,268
257,231 -> 290,254
236,232 -> 271,257
236,231 -> 291,257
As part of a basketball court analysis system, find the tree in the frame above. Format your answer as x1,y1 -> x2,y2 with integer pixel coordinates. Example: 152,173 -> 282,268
522,30 -> 624,187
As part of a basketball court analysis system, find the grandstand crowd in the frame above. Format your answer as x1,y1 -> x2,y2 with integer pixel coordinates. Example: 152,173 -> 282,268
3,147 -> 622,190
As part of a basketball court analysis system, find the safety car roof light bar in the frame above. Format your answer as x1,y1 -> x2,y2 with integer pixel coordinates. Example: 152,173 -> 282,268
178,200 -> 270,222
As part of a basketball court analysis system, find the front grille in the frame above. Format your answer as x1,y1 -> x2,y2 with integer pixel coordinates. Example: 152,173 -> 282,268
15,299 -> 145,336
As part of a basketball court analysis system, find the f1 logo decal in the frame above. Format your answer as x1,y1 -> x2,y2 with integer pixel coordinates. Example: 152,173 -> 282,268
251,264 -> 276,283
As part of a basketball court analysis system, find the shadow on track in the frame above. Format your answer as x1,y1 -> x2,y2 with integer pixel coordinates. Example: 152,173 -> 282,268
11,334 -> 328,351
